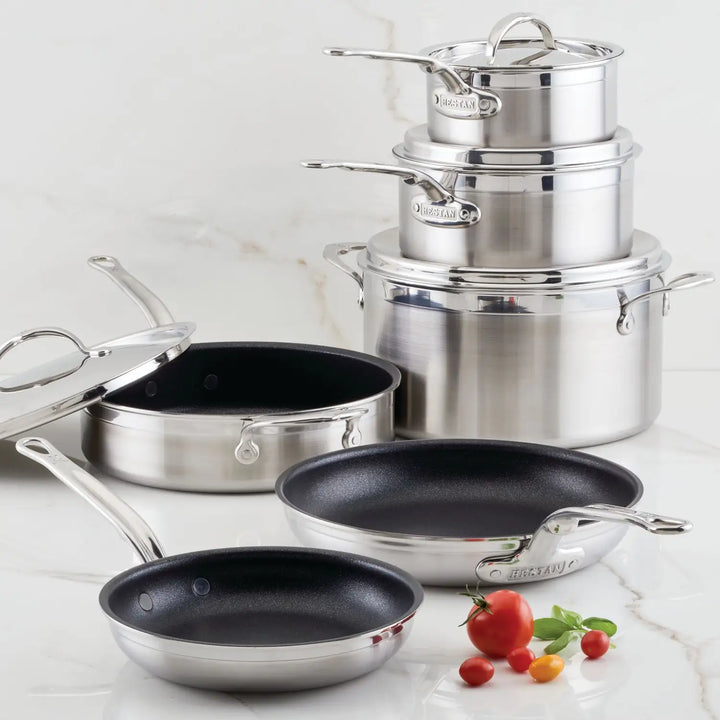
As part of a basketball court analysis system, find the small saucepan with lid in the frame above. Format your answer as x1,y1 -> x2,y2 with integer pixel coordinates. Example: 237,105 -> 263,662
325,12 -> 623,148
17,437 -> 423,691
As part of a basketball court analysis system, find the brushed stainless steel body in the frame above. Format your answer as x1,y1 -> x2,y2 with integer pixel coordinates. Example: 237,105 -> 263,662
394,126 -> 635,267
325,232 -> 714,447
81,344 -> 398,493
16,438 -> 423,693
325,14 -> 622,148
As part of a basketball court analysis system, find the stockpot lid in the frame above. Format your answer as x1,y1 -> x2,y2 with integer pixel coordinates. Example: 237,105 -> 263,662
361,228 -> 670,291
394,125 -> 636,171
0,322 -> 195,440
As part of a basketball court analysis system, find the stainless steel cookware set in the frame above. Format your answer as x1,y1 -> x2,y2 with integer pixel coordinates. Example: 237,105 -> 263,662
3,13 -> 710,693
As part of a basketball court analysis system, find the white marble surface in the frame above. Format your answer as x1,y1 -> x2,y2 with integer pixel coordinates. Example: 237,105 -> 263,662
0,0 -> 716,372
0,369 -> 718,719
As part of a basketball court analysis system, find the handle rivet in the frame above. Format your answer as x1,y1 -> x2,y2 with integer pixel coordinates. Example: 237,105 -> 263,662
433,93 -> 440,105
412,203 -> 420,213
489,569 -> 502,579
192,577 -> 211,596
138,592 -> 153,611
459,209 -> 470,220
478,98 -> 491,111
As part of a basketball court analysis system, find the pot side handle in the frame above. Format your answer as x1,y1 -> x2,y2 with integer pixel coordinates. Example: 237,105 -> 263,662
322,47 -> 501,118
617,271 -> 715,335
323,243 -> 366,309
15,437 -> 165,563
234,407 -> 368,465
475,503 -> 691,584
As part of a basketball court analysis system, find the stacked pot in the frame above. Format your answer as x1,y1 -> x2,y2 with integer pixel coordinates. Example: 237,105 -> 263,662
306,13 -> 713,448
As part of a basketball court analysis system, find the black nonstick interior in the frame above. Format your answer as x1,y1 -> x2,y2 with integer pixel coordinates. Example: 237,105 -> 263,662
277,440 -> 644,538
100,548 -> 422,645
104,342 -> 399,414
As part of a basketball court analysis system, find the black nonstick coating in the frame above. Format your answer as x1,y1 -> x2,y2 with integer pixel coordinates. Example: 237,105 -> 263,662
276,440 -> 644,538
99,548 -> 422,645
103,342 -> 400,414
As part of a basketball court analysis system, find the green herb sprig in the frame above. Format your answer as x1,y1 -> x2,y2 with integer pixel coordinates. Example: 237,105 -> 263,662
533,605 -> 617,654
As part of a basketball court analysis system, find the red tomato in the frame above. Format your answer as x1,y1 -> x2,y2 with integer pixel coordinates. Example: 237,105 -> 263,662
459,657 -> 495,686
581,630 -> 610,659
464,589 -> 534,658
507,646 -> 536,673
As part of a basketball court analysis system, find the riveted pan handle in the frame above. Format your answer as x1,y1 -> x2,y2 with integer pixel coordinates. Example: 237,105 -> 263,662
16,437 -> 165,563
323,47 -> 501,119
617,271 -> 715,335
302,160 -> 480,229
323,243 -> 366,309
485,13 -> 557,65
88,256 -> 176,328
0,328 -> 111,391
475,503 -> 691,584
235,407 -> 368,465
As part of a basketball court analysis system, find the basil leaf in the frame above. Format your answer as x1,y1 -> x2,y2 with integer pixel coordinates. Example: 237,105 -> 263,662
583,617 -> 618,637
533,618 -> 571,640
551,605 -> 583,628
544,630 -> 576,655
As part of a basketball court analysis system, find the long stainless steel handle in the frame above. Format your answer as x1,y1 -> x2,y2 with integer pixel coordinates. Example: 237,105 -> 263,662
302,161 -> 480,228
235,407 -> 368,465
475,503 -> 692,584
88,256 -> 176,328
323,47 -> 501,118
0,328 -> 111,391
485,13 -> 557,65
617,271 -> 715,335
323,243 -> 366,309
16,437 -> 165,563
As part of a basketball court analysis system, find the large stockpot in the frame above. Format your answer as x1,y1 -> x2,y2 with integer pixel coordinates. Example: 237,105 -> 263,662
325,230 -> 714,447
0,257 -> 400,492
325,12 -> 622,148
304,126 -> 636,268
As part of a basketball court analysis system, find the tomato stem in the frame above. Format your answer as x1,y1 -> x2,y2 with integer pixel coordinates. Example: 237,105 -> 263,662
458,586 -> 494,626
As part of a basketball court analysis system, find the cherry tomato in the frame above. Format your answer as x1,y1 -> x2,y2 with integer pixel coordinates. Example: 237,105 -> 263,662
581,630 -> 610,659
459,657 -> 495,686
507,646 -> 536,673
528,654 -> 564,683
464,589 -> 534,658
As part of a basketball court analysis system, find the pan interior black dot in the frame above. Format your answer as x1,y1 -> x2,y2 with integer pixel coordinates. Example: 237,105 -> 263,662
203,374 -> 219,391
192,577 -> 210,596
138,592 -> 153,611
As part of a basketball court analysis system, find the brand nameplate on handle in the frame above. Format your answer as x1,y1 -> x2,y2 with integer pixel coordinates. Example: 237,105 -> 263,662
410,196 -> 480,228
433,89 -> 497,119
507,561 -> 566,581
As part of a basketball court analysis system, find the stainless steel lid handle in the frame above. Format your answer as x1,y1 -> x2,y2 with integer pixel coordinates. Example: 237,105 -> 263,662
302,160 -> 481,229
475,503 -> 691,584
16,437 -> 165,563
617,271 -> 715,335
88,256 -> 176,328
485,13 -> 557,65
323,47 -> 501,118
234,407 -> 369,465
0,328 -> 112,391
323,243 -> 366,309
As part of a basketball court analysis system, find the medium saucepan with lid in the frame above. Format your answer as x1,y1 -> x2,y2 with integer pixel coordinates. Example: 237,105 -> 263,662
0,257 -> 400,492
276,439 -> 691,586
325,12 -> 623,148
17,437 -> 423,691
325,230 -> 714,446
304,124 -> 636,267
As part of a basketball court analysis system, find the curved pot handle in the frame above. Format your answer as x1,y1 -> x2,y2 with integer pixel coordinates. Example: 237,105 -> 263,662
234,407 -> 368,465
0,328 -> 111,392
88,256 -> 176,328
16,437 -> 165,563
323,243 -> 366,309
475,503 -> 691,584
302,160 -> 480,230
485,13 -> 557,65
617,271 -> 715,335
323,47 -> 501,119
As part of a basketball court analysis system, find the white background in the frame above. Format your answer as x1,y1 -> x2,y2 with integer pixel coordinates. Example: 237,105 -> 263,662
0,0 -> 717,370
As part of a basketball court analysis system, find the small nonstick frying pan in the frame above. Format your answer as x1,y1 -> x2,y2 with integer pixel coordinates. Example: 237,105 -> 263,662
275,440 -> 692,586
16,437 -> 423,692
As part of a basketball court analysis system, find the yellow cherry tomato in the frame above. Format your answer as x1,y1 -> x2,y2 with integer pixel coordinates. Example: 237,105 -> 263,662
528,654 -> 564,683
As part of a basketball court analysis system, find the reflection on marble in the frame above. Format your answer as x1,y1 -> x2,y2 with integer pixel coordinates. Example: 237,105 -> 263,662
0,371 -> 718,718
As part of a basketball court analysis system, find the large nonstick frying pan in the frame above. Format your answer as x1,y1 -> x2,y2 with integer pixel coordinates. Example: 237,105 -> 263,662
16,437 -> 423,692
276,440 -> 691,586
